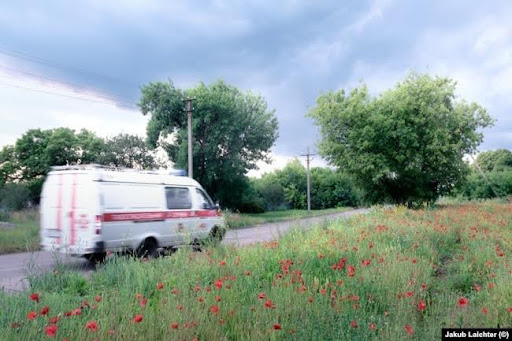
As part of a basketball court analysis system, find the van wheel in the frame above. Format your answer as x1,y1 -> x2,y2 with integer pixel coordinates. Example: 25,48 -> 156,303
206,225 -> 225,245
85,252 -> 106,264
136,238 -> 158,258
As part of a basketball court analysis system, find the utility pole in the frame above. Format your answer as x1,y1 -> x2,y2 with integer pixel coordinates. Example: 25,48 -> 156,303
183,98 -> 196,179
301,147 -> 315,211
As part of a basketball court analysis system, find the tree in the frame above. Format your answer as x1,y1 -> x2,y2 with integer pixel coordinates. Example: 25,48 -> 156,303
99,134 -> 156,169
308,72 -> 494,206
2,128 -> 106,203
138,79 -> 279,209
0,183 -> 31,211
475,149 -> 512,172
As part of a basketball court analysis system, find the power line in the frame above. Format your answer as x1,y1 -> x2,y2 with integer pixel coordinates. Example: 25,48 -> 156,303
0,79 -> 137,109
0,64 -> 137,107
0,44 -> 139,88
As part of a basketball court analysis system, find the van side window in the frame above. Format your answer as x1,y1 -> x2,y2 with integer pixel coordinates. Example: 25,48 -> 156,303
196,188 -> 215,209
165,187 -> 192,210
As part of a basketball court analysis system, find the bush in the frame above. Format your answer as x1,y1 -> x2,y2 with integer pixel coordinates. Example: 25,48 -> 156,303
0,183 -> 31,211
459,170 -> 512,199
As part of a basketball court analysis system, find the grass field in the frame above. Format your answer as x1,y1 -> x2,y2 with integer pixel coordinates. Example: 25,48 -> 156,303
0,201 -> 510,340
224,207 -> 351,229
0,209 -> 39,254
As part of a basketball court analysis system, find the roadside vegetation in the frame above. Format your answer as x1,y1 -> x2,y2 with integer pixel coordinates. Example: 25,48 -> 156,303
0,209 -> 39,254
225,207 -> 351,229
1,201 -> 510,340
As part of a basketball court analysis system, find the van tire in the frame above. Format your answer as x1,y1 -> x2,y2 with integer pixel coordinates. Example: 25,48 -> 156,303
136,238 -> 158,258
86,252 -> 106,264
205,225 -> 225,245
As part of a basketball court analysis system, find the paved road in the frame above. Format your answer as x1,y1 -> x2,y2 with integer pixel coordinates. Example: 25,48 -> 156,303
0,208 -> 368,292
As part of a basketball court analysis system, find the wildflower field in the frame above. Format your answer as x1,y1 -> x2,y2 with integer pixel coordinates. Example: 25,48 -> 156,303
1,201 -> 510,340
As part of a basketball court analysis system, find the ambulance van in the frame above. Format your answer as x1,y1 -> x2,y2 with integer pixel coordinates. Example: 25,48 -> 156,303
40,164 -> 226,262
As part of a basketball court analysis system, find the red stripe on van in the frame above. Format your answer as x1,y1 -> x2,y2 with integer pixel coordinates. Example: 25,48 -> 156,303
102,210 -> 219,222
56,174 -> 63,245
70,174 -> 77,245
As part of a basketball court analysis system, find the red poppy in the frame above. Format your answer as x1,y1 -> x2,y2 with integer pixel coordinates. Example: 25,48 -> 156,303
170,322 -> 179,329
197,296 -> 204,302
157,282 -> 164,290
507,307 -> 512,313
245,271 -> 252,276
457,297 -> 468,307
265,300 -> 275,309
215,295 -> 221,302
140,298 -> 148,308
350,320 -> 358,328
361,259 -> 371,267
421,283 -> 428,290
481,307 -> 488,314
27,311 -> 37,320
405,291 -> 414,298
135,293 -> 143,300
417,299 -> 426,311
488,283 -> 495,289
73,308 -> 82,316
108,330 -> 115,335
45,325 -> 58,337
132,315 -> 143,323
94,296 -> 102,302
40,306 -> 49,316
214,279 -> 223,289
368,322 -> 377,331
85,321 -> 98,332
404,324 -> 414,335
258,293 -> 266,299
347,265 -> 356,277
210,305 -> 219,315
320,289 -> 327,295
49,316 -> 59,324
412,259 -> 417,264
205,286 -> 212,292
177,304 -> 183,310
171,289 -> 180,295
273,323 -> 282,330
29,293 -> 40,303
474,285 -> 481,291
308,297 -> 314,303
219,260 -> 226,266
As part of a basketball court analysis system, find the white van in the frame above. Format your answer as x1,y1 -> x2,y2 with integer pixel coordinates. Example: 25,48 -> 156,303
40,164 -> 226,262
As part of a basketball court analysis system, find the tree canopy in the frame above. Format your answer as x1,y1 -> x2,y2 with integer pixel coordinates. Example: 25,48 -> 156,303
138,79 -> 279,209
0,128 -> 155,204
308,72 -> 494,206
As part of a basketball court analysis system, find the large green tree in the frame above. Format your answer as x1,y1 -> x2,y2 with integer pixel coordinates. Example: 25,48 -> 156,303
99,134 -> 156,169
138,80 -> 279,208
308,72 -> 494,206
475,149 -> 512,172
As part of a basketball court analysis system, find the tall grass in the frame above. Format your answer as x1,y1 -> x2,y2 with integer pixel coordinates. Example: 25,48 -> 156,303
0,202 -> 510,340
0,209 -> 39,254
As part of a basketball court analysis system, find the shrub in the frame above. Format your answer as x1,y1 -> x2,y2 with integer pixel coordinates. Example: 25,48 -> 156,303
0,183 -> 31,211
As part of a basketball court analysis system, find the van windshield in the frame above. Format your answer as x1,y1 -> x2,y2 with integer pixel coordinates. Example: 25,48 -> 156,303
196,188 -> 215,209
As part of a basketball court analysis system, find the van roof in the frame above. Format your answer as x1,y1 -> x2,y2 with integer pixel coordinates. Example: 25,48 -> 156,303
48,164 -> 201,186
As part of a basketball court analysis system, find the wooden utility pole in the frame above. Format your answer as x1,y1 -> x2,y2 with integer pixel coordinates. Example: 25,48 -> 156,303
183,98 -> 196,179
301,147 -> 315,211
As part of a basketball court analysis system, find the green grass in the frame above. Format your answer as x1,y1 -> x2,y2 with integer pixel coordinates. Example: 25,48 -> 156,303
224,207 -> 351,229
0,201 -> 510,340
0,209 -> 39,254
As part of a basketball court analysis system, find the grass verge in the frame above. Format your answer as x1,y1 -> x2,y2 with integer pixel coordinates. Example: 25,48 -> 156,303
1,202 -> 510,340
224,207 -> 351,229
0,209 -> 39,254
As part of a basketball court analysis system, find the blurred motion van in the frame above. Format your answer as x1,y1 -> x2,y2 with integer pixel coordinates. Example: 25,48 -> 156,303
40,164 -> 226,262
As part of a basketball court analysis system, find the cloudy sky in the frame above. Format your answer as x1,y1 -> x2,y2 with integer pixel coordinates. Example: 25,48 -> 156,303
0,0 -> 511,175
